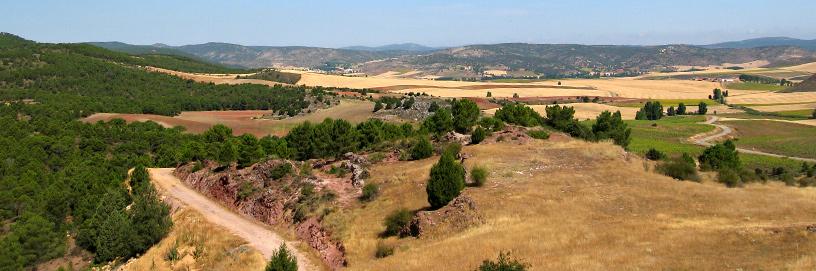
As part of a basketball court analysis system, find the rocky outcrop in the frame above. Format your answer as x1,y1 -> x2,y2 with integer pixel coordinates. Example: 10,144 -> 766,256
296,218 -> 347,268
405,195 -> 484,238
343,152 -> 369,187
442,131 -> 472,145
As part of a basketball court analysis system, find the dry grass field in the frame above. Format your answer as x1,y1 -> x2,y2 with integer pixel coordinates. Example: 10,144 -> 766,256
82,99 -> 375,136
782,61 -> 816,73
145,67 -> 289,86
121,208 -> 266,271
335,139 -> 816,271
748,102 -> 816,112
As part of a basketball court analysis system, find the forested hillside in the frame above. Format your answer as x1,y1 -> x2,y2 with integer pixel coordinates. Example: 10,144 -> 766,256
0,33 -> 316,270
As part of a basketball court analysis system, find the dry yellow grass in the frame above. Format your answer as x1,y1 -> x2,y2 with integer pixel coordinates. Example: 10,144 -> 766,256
146,67 -> 286,86
121,208 -> 266,271
293,71 -> 759,100
748,103 -> 816,112
334,139 -> 816,271
728,91 -> 816,105
781,62 -> 816,73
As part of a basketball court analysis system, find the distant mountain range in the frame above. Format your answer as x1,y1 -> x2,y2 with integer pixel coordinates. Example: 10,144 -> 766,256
341,43 -> 441,52
87,37 -> 816,78
703,37 -> 816,51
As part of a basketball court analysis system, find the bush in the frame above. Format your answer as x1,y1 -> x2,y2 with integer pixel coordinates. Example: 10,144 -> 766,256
592,110 -> 631,147
479,117 -> 505,131
645,148 -> 666,161
360,183 -> 379,202
422,108 -> 454,136
237,182 -> 257,201
718,168 -> 742,188
496,104 -> 542,127
545,105 -> 575,130
698,140 -> 740,171
269,163 -> 293,179
471,165 -> 489,187
452,99 -> 480,133
477,251 -> 529,271
471,127 -> 487,144
426,151 -> 466,209
526,130 -> 550,139
383,209 -> 413,237
266,244 -> 297,271
656,153 -> 699,181
410,137 -> 434,160
374,241 -> 395,258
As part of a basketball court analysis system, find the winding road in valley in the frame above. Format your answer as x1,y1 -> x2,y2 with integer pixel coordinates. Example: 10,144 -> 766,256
148,168 -> 319,271
690,116 -> 816,163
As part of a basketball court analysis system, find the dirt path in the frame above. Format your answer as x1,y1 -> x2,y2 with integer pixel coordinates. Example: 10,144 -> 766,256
148,168 -> 319,271
690,116 -> 816,163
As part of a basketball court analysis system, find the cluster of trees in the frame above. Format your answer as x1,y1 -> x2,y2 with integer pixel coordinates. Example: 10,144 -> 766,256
635,101 -> 664,120
421,99 -> 480,136
285,118 -> 415,160
739,74 -> 781,85
708,88 -> 728,104
0,35 -> 310,116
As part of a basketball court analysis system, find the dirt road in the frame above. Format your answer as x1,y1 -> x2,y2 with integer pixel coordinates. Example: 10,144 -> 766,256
691,116 -> 816,163
148,168 -> 319,271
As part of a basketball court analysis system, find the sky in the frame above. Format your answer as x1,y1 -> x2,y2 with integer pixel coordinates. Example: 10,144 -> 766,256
4,0 -> 816,48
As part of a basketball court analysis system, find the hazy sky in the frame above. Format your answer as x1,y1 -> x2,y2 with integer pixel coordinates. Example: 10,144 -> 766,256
4,0 -> 816,47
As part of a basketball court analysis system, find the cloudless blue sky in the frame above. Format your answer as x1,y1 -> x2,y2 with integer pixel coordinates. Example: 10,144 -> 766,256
4,0 -> 816,47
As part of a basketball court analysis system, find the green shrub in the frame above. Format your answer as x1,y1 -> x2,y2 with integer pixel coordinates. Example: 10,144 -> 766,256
191,161 -> 204,172
479,117 -> 505,132
698,140 -> 740,171
410,137 -> 434,160
645,148 -> 666,160
299,162 -> 312,176
476,251 -> 529,271
496,103 -> 542,127
237,182 -> 256,201
634,101 -> 664,120
781,173 -> 796,186
368,152 -> 386,163
656,153 -> 699,182
374,241 -> 395,258
269,163 -> 293,179
718,169 -> 742,188
422,108 -> 454,136
526,130 -> 550,139
452,99 -> 480,133
360,183 -> 379,202
165,242 -> 179,262
426,151 -> 465,209
383,209 -> 413,237
592,110 -> 631,148
266,244 -> 297,271
471,127 -> 487,144
471,165 -> 489,187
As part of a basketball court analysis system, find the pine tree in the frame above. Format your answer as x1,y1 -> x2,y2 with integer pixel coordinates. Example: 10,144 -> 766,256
426,151 -> 465,209
677,103 -> 687,115
697,102 -> 708,115
266,244 -> 298,271
452,99 -> 480,133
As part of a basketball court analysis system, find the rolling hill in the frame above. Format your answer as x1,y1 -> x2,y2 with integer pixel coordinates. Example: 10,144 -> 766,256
704,37 -> 816,51
86,39 -> 816,78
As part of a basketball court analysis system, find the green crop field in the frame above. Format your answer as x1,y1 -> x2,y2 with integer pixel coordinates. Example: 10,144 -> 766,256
720,120 -> 816,159
625,116 -> 806,171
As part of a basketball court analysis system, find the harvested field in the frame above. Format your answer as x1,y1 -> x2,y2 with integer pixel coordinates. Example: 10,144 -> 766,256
749,103 -> 816,112
727,91 -> 816,105
337,138 -> 816,270
146,67 -> 289,86
782,61 -> 816,73
82,100 -> 375,137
